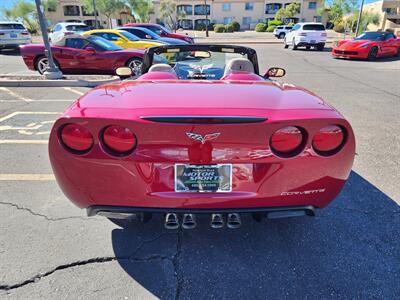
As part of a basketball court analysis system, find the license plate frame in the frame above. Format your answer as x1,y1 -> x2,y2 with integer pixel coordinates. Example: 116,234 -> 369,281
174,164 -> 232,193
10,33 -> 17,38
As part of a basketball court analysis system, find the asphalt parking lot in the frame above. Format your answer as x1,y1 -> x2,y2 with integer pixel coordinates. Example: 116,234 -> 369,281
0,44 -> 399,299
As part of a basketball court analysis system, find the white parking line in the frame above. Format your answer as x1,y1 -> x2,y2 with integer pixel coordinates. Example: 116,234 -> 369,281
0,87 -> 32,102
63,87 -> 84,96
0,99 -> 74,103
0,111 -> 60,123
0,140 -> 48,144
0,174 -> 55,181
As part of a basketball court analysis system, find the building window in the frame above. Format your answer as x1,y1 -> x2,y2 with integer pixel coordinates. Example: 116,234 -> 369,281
177,5 -> 193,15
223,17 -> 233,24
265,3 -> 282,14
63,5 -> 80,16
313,16 -> 321,22
243,17 -> 252,25
222,3 -> 231,11
245,3 -> 254,11
194,4 -> 210,15
308,2 -> 317,9
179,19 -> 193,29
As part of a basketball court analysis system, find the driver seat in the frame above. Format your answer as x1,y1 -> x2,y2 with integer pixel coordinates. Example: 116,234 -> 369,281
223,58 -> 254,76
148,63 -> 177,76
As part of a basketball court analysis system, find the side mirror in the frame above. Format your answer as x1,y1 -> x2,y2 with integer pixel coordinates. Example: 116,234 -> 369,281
264,67 -> 286,78
145,34 -> 152,39
116,67 -> 133,78
85,47 -> 96,53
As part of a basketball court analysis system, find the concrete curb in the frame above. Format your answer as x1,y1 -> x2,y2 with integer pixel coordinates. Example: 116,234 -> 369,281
0,76 -> 120,87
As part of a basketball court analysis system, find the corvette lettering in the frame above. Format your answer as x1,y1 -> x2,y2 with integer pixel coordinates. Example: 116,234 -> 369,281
281,189 -> 326,196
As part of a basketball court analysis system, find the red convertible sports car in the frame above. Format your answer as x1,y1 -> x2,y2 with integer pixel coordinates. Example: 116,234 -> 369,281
332,31 -> 400,60
20,34 -> 146,75
49,44 -> 355,229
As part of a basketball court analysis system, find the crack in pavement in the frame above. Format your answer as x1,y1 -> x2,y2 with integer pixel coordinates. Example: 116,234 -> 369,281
0,232 -> 176,291
0,201 -> 99,222
173,229 -> 183,300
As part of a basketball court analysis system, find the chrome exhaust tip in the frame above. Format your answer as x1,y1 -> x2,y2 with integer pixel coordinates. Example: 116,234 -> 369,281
182,214 -> 197,229
165,213 -> 179,230
210,213 -> 224,229
227,213 -> 242,229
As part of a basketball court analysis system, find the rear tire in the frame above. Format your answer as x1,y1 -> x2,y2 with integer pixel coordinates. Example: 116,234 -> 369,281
283,38 -> 289,49
35,55 -> 60,75
306,46 -> 311,50
317,44 -> 325,51
292,38 -> 297,50
395,47 -> 400,57
367,47 -> 378,61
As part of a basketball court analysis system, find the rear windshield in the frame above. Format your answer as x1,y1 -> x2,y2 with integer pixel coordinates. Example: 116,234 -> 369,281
0,23 -> 26,30
66,25 -> 90,31
303,24 -> 325,31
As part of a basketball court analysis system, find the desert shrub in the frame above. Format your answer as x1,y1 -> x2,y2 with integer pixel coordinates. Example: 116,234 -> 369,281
214,24 -> 225,33
225,23 -> 234,32
287,22 -> 295,27
255,23 -> 267,32
333,23 -> 345,33
231,21 -> 240,32
268,20 -> 283,27
266,26 -> 276,32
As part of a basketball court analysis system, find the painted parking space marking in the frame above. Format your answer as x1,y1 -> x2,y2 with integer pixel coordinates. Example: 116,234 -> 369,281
0,99 -> 74,103
63,87 -> 84,96
0,140 -> 48,144
0,174 -> 55,181
0,111 -> 60,123
0,87 -> 32,102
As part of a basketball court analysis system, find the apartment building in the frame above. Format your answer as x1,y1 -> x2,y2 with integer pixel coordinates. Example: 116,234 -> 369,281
364,0 -> 400,34
151,0 -> 325,30
45,0 -> 134,29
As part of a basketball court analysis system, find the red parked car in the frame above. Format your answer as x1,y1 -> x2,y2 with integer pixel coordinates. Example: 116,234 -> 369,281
332,31 -> 400,60
49,44 -> 355,229
124,23 -> 194,44
20,35 -> 145,75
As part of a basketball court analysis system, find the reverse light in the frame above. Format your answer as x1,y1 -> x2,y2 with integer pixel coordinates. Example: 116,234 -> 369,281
312,125 -> 345,156
270,126 -> 305,156
61,123 -> 93,153
102,125 -> 136,154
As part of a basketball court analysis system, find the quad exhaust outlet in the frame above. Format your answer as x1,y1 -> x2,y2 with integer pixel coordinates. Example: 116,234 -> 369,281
227,213 -> 242,229
164,213 -> 179,230
182,214 -> 197,229
210,213 -> 225,228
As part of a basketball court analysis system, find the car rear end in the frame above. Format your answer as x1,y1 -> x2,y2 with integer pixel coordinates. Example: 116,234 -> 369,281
295,23 -> 326,48
49,81 -> 355,227
0,22 -> 32,50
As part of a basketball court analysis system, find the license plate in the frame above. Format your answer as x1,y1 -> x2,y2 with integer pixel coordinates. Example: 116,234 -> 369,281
10,33 -> 17,38
175,164 -> 232,192
310,40 -> 316,43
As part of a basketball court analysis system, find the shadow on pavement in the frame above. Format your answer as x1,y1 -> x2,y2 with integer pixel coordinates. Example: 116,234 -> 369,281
0,48 -> 21,56
111,171 -> 399,298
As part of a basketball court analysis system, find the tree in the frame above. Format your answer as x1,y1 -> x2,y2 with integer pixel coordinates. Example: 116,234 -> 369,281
83,0 -> 125,28
159,0 -> 183,32
1,0 -> 37,33
274,3 -> 300,22
347,11 -> 380,33
128,0 -> 153,23
318,0 -> 358,26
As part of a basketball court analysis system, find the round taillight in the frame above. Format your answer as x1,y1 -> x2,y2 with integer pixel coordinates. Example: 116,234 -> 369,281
312,125 -> 345,155
270,126 -> 304,155
61,123 -> 93,152
103,125 -> 136,154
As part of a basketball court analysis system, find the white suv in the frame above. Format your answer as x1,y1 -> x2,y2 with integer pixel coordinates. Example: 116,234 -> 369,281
0,21 -> 32,50
284,22 -> 327,51
49,22 -> 90,43
273,25 -> 293,39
